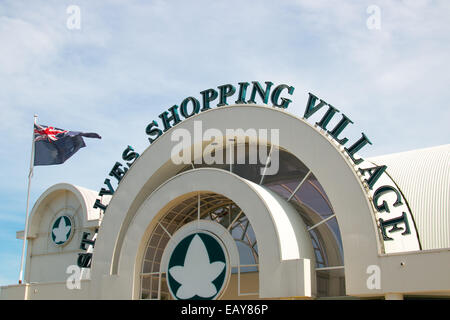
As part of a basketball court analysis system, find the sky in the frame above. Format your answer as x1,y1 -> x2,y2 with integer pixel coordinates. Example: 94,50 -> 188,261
0,0 -> 449,286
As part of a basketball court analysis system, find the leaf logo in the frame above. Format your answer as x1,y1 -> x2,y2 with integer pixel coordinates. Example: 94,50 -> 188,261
167,232 -> 228,300
51,216 -> 72,245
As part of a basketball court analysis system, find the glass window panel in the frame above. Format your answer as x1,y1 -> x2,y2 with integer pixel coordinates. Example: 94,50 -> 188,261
294,176 -> 334,219
313,218 -> 344,266
309,229 -> 327,268
142,261 -> 152,273
265,179 -> 302,200
145,246 -> 155,260
141,290 -> 150,300
244,223 -> 257,250
154,248 -> 164,262
239,265 -> 258,273
262,148 -> 309,184
235,241 -> 257,268
159,273 -> 170,300
308,174 -> 332,204
265,184 -> 292,200
316,269 -> 346,298
230,218 -> 246,239
151,276 -> 159,291
152,262 -> 160,273
141,277 -> 151,291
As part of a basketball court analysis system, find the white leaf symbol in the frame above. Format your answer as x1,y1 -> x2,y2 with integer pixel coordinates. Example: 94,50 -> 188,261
52,217 -> 71,243
169,234 -> 225,299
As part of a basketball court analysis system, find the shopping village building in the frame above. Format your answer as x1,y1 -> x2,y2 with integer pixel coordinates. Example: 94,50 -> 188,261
1,81 -> 449,300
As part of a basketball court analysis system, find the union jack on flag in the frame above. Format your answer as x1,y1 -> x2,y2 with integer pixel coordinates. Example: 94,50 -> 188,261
34,124 -> 68,142
33,123 -> 101,166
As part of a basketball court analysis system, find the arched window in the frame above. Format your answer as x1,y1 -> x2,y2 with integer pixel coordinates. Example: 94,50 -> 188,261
140,142 -> 345,299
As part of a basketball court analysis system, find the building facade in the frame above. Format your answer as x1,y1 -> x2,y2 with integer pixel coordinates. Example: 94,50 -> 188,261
1,95 -> 449,300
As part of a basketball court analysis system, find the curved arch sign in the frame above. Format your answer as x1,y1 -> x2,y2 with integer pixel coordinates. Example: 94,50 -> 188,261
76,81 -> 420,270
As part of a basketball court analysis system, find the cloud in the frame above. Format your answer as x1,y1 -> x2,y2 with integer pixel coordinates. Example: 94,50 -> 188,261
0,0 -> 448,178
0,17 -> 57,75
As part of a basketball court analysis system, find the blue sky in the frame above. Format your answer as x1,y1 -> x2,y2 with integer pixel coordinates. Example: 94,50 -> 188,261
0,0 -> 449,286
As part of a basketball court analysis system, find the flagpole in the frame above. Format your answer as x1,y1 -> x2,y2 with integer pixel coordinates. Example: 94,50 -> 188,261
19,115 -> 37,284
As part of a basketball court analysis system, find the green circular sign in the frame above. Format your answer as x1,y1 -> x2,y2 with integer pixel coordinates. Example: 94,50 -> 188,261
167,231 -> 229,300
51,215 -> 73,246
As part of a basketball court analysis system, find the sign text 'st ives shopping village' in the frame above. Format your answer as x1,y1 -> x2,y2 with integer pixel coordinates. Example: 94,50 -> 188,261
2,81 -> 449,300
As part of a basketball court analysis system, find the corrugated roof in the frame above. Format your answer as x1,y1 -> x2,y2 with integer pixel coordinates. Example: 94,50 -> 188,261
368,144 -> 450,250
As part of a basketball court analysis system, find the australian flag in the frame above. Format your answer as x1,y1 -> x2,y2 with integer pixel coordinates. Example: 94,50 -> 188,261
34,124 -> 101,166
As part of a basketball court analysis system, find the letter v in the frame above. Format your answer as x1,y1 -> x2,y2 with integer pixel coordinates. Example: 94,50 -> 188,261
304,93 -> 328,119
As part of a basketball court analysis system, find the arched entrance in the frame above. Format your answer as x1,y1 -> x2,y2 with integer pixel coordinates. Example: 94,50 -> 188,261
120,168 -> 315,299
139,192 -> 257,299
90,104 -> 384,299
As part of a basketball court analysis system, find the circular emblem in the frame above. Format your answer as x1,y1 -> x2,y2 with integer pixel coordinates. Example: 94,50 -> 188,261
51,215 -> 73,246
167,231 -> 229,300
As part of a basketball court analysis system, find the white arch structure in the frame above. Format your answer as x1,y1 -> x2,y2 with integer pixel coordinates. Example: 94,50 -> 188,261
74,105 -> 448,298
119,168 -> 315,298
